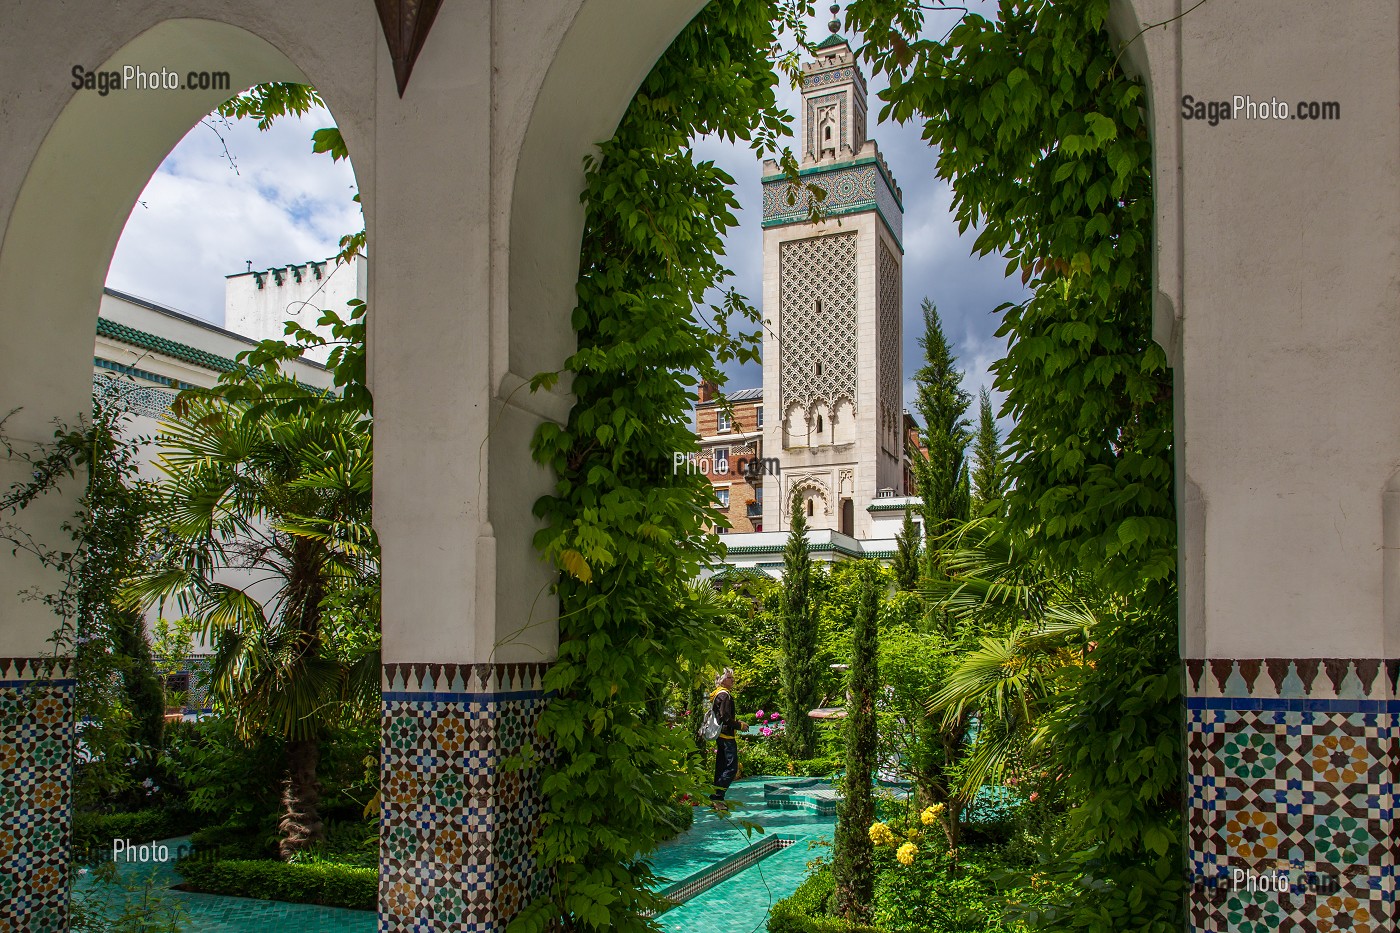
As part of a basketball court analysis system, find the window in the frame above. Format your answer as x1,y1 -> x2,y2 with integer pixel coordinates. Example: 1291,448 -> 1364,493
716,488 -> 730,508
806,498 -> 814,517
816,413 -> 824,433
714,447 -> 729,472
815,361 -> 823,375
716,411 -> 731,432
756,406 -> 764,427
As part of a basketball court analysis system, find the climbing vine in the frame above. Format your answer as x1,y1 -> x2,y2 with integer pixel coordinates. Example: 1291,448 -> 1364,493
519,2 -> 813,930
845,1 -> 1181,929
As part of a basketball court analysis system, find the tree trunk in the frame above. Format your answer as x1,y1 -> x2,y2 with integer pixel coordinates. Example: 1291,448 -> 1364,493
279,737 -> 325,859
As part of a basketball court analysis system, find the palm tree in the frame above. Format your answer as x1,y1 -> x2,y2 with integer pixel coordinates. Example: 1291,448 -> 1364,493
127,369 -> 378,858
923,517 -> 1092,797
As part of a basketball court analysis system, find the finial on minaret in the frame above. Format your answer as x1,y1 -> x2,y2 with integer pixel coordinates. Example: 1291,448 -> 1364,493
829,3 -> 841,34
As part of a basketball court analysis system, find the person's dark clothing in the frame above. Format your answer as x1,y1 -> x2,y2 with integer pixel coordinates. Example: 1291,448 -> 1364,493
713,736 -> 738,800
712,688 -> 739,739
710,687 -> 741,800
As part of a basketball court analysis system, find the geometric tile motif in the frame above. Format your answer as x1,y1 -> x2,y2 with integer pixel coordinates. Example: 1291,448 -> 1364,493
379,663 -> 551,933
0,663 -> 75,933
764,162 -> 904,243
1186,661 -> 1397,933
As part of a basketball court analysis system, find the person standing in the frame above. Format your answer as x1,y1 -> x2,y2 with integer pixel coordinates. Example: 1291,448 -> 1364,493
710,668 -> 743,802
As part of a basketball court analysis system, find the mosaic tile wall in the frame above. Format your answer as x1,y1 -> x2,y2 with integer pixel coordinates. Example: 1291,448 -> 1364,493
380,662 -> 551,932
0,657 -> 75,932
1185,658 -> 1397,933
762,162 -> 904,243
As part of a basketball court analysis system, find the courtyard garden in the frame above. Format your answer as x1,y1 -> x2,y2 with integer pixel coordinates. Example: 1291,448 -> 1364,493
0,0 -> 1180,931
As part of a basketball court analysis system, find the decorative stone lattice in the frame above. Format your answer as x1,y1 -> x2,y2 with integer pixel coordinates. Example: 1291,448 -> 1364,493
780,233 -> 858,414
877,240 -> 901,440
803,66 -> 856,90
1184,657 -> 1397,933
0,658 -> 74,932
380,662 -> 551,932
93,373 -> 175,420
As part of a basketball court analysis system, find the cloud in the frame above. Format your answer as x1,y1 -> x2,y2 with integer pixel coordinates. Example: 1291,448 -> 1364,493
105,105 -> 361,324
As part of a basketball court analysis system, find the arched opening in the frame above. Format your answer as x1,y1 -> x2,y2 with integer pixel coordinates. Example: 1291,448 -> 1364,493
0,16 -> 376,926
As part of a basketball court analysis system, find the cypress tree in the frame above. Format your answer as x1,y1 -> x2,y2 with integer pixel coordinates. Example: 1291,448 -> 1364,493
891,509 -> 920,591
971,387 -> 1008,508
780,490 -> 819,759
911,299 -> 972,579
834,563 -> 879,922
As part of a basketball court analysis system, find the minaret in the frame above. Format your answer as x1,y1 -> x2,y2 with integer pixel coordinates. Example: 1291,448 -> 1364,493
760,6 -> 905,539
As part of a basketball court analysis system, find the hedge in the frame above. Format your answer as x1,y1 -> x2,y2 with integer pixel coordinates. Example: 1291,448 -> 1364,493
768,864 -> 884,933
72,807 -> 202,863
175,857 -> 377,911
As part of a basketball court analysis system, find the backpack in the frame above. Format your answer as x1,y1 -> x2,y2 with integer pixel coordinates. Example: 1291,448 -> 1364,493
698,689 -> 728,741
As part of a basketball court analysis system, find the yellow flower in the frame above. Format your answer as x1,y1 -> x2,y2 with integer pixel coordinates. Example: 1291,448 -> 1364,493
868,822 -> 895,846
896,841 -> 917,865
920,803 -> 945,825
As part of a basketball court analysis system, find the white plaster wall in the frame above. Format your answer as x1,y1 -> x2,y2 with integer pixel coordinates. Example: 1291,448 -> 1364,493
225,254 -> 364,364
1108,0 -> 1400,660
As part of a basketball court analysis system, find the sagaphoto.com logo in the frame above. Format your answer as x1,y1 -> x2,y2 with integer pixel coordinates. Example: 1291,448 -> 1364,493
72,64 -> 231,97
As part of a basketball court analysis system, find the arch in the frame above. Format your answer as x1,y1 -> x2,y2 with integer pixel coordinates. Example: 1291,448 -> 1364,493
0,16 -> 363,655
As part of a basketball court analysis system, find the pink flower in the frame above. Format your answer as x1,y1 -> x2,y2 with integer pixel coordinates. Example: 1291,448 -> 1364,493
756,709 -> 765,718
761,727 -> 773,737
1029,792 -> 1040,802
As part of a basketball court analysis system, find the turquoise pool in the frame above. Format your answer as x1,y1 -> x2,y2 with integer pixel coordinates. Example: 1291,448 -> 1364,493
652,777 -> 836,933
78,777 -> 844,933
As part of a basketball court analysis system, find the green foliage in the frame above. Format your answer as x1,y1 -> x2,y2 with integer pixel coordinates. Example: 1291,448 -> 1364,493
844,2 -> 1179,926
188,822 -> 274,862
71,808 -> 201,864
891,510 -> 921,591
0,387 -> 167,807
834,564 -> 880,921
159,715 -> 285,829
971,388 -> 1008,510
71,858 -> 189,933
175,856 -> 377,911
781,492 -> 821,759
519,3 -> 815,928
909,298 -> 972,577
1029,602 -> 1183,932
870,845 -> 1030,933
127,345 -> 379,858
876,627 -> 949,806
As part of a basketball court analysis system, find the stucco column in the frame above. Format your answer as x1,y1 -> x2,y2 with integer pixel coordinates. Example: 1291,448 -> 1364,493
1111,1 -> 1400,929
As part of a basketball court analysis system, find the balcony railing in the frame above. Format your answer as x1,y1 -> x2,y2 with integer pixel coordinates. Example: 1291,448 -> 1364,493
746,503 -> 762,519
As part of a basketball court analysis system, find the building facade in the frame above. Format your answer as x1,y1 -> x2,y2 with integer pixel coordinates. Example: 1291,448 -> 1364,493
224,253 -> 366,365
759,31 -> 905,540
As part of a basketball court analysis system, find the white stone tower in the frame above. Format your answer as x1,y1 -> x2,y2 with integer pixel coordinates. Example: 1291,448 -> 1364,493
760,14 -> 905,538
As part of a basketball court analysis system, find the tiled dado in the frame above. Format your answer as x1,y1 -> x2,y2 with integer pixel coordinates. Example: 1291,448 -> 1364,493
1185,658 -> 1398,933
380,662 -> 552,933
0,657 -> 75,933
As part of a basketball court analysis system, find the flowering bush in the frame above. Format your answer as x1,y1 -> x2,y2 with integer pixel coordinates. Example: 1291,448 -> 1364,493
895,842 -> 917,866
919,803 -> 945,826
868,822 -> 896,847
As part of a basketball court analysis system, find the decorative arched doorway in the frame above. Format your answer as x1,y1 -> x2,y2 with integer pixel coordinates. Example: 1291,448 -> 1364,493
0,1 -> 1396,931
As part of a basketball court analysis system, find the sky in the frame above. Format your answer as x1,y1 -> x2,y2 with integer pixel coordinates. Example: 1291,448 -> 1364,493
104,2 -> 1024,420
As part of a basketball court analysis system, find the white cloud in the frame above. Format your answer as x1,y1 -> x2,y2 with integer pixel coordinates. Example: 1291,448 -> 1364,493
105,105 -> 361,324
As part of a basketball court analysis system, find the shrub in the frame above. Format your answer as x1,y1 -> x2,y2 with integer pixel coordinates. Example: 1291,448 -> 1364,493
188,822 -> 275,862
72,807 -> 202,863
870,845 -> 1028,933
175,856 -> 377,910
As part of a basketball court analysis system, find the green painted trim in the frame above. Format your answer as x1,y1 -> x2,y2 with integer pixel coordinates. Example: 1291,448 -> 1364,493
97,317 -> 240,373
761,201 -> 904,252
866,501 -> 917,512
761,156 -> 904,210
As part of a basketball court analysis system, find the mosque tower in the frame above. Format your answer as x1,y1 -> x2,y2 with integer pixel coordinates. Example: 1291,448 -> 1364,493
759,6 -> 905,538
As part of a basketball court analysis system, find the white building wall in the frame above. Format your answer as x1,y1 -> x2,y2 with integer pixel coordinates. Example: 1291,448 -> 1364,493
224,254 -> 365,364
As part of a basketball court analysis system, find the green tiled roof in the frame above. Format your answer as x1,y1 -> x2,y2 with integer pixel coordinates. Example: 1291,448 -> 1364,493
814,34 -> 848,49
97,318 -> 240,374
